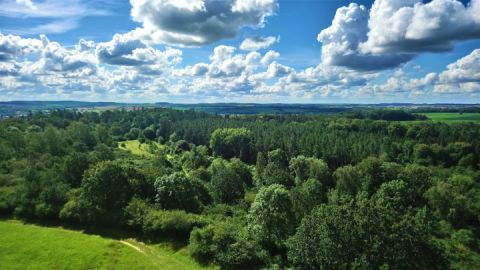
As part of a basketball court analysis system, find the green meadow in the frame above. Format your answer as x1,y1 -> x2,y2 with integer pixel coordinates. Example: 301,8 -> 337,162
421,112 -> 480,123
118,140 -> 163,157
0,220 -> 213,270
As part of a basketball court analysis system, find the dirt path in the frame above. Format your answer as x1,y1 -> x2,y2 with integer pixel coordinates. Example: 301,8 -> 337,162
120,240 -> 146,254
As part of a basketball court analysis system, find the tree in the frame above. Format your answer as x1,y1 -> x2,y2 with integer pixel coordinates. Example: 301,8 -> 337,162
189,222 -> 268,269
426,174 -> 480,228
143,126 -> 156,140
290,178 -> 326,221
211,165 -> 245,204
255,152 -> 267,178
91,143 -> 114,162
229,158 -> 253,187
154,172 -> 207,213
44,126 -> 65,156
268,149 -> 289,168
65,161 -> 134,224
289,155 -> 330,186
247,184 -> 296,251
67,122 -> 96,149
334,165 -> 362,196
210,128 -> 253,162
287,196 -> 447,270
260,162 -> 293,187
63,152 -> 90,187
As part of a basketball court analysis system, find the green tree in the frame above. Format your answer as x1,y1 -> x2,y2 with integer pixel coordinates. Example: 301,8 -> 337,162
189,221 -> 267,269
289,155 -> 330,186
65,161 -> 134,225
63,152 -> 90,187
255,152 -> 267,178
211,165 -> 245,204
290,178 -> 326,221
248,184 -> 296,250
287,196 -> 446,270
154,172 -> 207,213
210,128 -> 253,162
334,165 -> 362,196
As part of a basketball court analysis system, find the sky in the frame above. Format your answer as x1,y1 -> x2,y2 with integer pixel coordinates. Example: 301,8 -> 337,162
0,0 -> 480,103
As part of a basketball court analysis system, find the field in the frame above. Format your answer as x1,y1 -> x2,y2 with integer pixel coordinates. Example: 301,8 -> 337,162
0,220 -> 213,270
421,112 -> 480,123
118,140 -> 163,157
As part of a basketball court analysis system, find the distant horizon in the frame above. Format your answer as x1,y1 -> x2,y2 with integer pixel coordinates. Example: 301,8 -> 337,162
1,100 -> 480,106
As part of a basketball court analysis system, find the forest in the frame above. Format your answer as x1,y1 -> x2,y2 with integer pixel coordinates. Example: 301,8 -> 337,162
0,107 -> 479,269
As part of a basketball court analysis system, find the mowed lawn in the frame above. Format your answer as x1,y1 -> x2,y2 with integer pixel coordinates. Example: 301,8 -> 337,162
0,220 -> 212,270
421,112 -> 480,124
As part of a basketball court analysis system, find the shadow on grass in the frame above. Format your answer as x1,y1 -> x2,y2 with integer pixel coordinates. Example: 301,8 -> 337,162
0,214 -> 189,251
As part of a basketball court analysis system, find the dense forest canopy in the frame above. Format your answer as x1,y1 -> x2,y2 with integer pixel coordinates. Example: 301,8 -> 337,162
0,107 -> 479,269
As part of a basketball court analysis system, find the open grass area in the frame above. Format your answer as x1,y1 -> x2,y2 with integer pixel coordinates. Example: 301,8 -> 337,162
117,140 -> 163,157
421,112 -> 480,124
0,220 -> 214,270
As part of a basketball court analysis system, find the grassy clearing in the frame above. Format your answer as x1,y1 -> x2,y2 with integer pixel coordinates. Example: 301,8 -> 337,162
420,112 -> 480,124
117,140 -> 163,157
0,220 -> 213,270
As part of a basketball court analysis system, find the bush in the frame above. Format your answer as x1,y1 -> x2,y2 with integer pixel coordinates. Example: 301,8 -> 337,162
154,172 -> 208,213
142,209 -> 207,238
190,222 -> 268,269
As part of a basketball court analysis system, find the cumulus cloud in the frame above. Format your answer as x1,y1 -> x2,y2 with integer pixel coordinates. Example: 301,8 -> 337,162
240,36 -> 279,51
260,50 -> 279,65
439,49 -> 480,84
362,0 -> 480,54
0,33 -> 44,61
319,0 -> 480,71
96,33 -> 182,67
129,0 -> 278,46
174,45 -> 262,79
318,3 -> 413,71
435,49 -> 480,93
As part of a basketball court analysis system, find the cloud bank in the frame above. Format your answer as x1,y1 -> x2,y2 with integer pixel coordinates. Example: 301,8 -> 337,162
129,0 -> 278,46
319,0 -> 480,71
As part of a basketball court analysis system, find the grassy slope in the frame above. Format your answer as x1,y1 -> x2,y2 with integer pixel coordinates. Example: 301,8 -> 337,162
0,220 -> 212,270
117,140 -> 163,157
421,112 -> 480,123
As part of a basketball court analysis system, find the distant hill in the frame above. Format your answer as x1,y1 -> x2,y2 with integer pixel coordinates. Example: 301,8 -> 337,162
0,100 -> 479,117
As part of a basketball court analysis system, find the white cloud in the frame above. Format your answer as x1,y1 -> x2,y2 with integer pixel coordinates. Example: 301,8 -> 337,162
240,36 -> 279,51
260,50 -> 279,65
439,49 -> 480,84
0,0 -> 110,34
0,33 -> 44,61
129,0 -> 278,46
95,33 -> 182,67
319,0 -> 480,71
361,0 -> 480,54
318,3 -> 413,71
435,49 -> 480,93
16,0 -> 37,10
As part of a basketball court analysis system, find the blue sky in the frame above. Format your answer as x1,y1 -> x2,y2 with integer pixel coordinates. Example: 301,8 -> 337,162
0,0 -> 479,103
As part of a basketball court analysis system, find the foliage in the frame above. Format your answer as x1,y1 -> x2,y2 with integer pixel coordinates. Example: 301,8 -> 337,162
210,162 -> 245,204
190,221 -> 268,269
247,184 -> 296,250
0,107 -> 479,269
287,195 -> 447,269
155,172 -> 209,213
210,128 -> 253,162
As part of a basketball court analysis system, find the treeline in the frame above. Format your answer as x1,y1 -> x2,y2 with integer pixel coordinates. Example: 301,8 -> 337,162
0,108 -> 479,269
345,109 -> 428,121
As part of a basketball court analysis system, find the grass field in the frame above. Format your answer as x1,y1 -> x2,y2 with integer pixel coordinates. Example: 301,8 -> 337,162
118,140 -> 163,157
0,220 -> 213,270
420,112 -> 480,123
